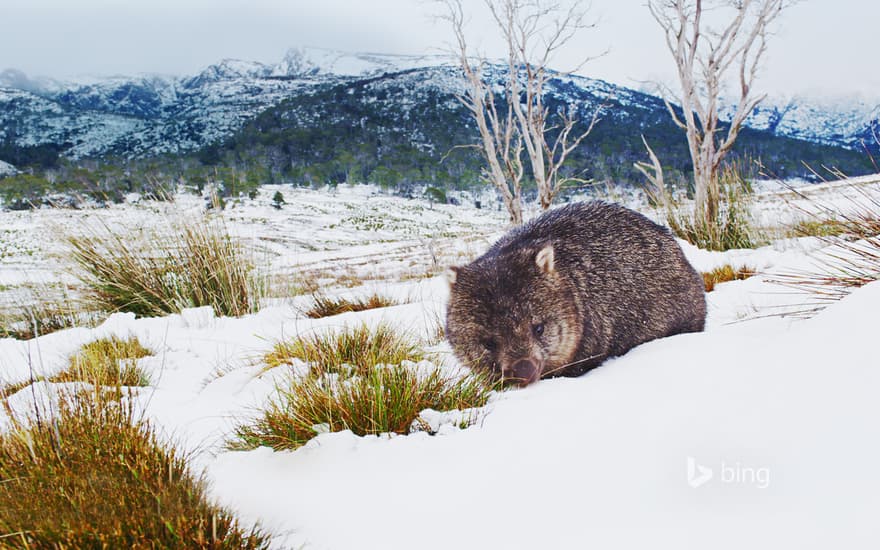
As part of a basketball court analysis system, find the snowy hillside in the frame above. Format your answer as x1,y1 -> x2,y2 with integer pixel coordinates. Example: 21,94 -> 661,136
2,47 -> 877,163
0,48 -> 451,160
0,160 -> 17,176
724,92 -> 880,149
1,178 -> 879,548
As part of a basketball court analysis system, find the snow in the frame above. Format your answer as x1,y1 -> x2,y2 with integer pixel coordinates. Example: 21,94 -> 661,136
720,92 -> 880,149
0,159 -> 17,176
1,179 -> 880,549
5,46 -> 875,161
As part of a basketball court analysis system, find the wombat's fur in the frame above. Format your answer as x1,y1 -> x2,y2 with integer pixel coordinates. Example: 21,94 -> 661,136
445,201 -> 706,386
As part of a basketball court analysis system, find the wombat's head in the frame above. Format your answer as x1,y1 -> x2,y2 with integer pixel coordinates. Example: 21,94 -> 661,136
445,244 -> 582,387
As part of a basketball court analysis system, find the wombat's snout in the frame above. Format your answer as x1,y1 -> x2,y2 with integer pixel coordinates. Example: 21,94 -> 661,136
504,359 -> 541,387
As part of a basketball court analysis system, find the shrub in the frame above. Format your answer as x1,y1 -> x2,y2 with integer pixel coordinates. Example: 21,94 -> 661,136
66,213 -> 262,318
702,265 -> 756,292
0,392 -> 269,548
303,292 -> 401,319
232,364 -> 493,451
264,323 -> 426,377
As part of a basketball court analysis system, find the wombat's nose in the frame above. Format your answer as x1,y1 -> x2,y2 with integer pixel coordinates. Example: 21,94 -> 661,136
504,359 -> 539,387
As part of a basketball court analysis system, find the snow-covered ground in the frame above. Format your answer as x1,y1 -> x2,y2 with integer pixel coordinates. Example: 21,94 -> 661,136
1,180 -> 879,549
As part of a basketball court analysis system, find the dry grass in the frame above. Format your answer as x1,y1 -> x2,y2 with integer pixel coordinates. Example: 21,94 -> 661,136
787,218 -> 849,238
665,162 -> 762,251
302,292 -> 402,319
236,323 -> 495,451
702,265 -> 757,292
0,286 -> 106,340
61,335 -> 153,387
66,213 -> 262,318
769,182 -> 880,316
1,335 -> 153,399
0,391 -> 269,548
232,364 -> 493,452
264,323 -> 427,377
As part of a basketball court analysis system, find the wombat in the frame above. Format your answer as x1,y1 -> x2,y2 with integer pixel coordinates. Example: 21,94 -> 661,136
445,201 -> 706,386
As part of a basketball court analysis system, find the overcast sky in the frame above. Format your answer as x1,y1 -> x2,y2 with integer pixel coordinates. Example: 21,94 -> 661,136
1,0 -> 877,98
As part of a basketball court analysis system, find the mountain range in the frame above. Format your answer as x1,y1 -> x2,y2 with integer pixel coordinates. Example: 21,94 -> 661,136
0,47 -> 877,186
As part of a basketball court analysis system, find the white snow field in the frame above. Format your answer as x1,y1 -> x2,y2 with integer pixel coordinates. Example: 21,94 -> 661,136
1,180 -> 879,549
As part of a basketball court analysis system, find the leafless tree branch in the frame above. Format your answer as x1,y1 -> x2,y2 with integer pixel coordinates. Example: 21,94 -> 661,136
647,0 -> 789,223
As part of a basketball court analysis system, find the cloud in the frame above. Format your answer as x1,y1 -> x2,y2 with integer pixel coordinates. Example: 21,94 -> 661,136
0,0 -> 876,97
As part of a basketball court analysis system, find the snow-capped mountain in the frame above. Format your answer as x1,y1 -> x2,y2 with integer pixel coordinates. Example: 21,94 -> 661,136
0,47 -> 877,164
0,160 -> 17,176
0,48 -> 448,160
722,92 -> 880,149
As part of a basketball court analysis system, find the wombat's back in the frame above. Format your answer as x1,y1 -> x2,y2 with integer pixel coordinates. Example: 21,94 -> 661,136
490,201 -> 706,359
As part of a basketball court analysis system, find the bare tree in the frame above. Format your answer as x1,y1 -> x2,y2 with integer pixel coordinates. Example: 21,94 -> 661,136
441,0 -> 525,224
647,0 -> 788,223
440,0 -> 600,223
633,135 -> 666,207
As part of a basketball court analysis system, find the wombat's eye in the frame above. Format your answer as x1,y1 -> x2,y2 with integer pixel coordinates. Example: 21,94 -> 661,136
482,338 -> 498,352
532,323 -> 545,337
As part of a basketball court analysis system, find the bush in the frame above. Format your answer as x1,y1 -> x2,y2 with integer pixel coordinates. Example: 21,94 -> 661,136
232,364 -> 493,451
264,323 -> 426,377
0,392 -> 269,548
66,213 -> 262,318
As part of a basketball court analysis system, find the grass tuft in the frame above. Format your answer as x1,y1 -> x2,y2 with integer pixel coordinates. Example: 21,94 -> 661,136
61,335 -> 153,387
788,218 -> 849,238
232,364 -> 493,451
665,162 -> 762,251
264,323 -> 426,377
0,286 -> 106,340
238,323 -> 494,451
66,213 -> 261,318
303,292 -> 401,319
0,392 -> 269,548
1,335 -> 153,398
770,181 -> 880,316
702,265 -> 756,292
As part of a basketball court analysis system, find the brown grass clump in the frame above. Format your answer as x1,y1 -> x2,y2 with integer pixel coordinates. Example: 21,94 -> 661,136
236,323 -> 495,451
232,364 -> 493,452
303,292 -> 401,319
264,323 -> 426,377
66,213 -> 261,318
2,335 -> 153,398
0,392 -> 269,548
788,218 -> 849,238
60,335 -> 153,387
702,265 -> 756,292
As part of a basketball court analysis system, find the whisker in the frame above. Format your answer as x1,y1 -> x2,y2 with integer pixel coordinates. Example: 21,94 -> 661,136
540,353 -> 604,378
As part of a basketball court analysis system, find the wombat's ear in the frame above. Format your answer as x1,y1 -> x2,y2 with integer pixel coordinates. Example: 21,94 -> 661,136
445,266 -> 460,287
535,244 -> 555,274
